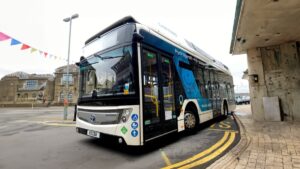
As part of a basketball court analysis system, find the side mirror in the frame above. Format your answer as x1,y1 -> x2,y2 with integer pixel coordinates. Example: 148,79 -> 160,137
75,56 -> 85,67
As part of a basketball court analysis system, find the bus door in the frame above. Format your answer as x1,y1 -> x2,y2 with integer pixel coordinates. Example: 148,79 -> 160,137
141,48 -> 177,142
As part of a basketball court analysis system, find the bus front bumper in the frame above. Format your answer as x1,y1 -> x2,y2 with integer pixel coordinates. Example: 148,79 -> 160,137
75,105 -> 141,146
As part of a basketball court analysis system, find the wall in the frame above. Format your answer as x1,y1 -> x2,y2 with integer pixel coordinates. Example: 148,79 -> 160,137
0,77 -> 18,103
247,42 -> 300,121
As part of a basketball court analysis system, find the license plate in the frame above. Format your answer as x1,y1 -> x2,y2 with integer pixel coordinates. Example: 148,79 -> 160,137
87,130 -> 100,138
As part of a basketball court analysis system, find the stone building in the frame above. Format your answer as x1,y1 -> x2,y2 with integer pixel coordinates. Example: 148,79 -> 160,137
53,64 -> 79,105
0,64 -> 79,106
0,72 -> 54,105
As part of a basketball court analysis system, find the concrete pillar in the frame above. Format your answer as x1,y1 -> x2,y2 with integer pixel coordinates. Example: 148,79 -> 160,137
247,42 -> 300,121
247,48 -> 268,121
281,43 -> 300,120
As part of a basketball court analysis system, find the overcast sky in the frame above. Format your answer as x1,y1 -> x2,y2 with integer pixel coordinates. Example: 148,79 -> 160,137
0,0 -> 249,93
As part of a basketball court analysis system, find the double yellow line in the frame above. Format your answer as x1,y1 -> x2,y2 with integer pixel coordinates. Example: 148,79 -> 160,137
161,131 -> 236,169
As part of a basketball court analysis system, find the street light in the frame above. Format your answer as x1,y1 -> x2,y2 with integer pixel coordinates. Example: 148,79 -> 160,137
63,13 -> 79,120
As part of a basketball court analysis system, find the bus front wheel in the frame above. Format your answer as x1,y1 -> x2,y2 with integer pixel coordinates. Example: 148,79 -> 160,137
184,111 -> 197,131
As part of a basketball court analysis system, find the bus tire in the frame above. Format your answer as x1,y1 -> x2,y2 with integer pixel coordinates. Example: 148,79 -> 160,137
184,111 -> 197,131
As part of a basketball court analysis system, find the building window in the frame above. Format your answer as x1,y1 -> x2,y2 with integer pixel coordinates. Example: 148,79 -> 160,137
25,80 -> 38,90
60,92 -> 64,102
59,92 -> 73,102
68,92 -> 73,102
61,74 -> 73,85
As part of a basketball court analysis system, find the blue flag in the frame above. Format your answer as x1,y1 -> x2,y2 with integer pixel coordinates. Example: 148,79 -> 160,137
11,38 -> 21,45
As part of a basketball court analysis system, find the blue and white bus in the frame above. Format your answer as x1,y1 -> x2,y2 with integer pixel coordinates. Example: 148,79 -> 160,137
76,16 -> 235,146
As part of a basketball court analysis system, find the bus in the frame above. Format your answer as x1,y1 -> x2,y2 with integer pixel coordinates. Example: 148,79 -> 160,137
76,16 -> 235,146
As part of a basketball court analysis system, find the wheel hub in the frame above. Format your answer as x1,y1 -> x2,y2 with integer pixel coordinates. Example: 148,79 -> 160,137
184,113 -> 196,129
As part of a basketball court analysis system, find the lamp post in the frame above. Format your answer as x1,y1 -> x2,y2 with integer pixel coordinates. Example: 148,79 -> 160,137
63,13 -> 79,120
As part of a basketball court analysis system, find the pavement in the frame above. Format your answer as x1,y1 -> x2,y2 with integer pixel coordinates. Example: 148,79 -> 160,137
209,105 -> 300,169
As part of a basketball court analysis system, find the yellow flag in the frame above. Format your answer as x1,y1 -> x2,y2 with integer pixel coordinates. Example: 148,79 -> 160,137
31,48 -> 37,53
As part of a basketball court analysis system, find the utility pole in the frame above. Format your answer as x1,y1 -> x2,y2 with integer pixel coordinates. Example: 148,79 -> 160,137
63,13 -> 79,120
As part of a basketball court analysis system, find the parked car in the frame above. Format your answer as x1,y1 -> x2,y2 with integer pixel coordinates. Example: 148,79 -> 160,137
235,96 -> 250,105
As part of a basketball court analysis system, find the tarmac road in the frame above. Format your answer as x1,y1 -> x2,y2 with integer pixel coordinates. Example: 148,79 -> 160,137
0,107 -> 240,169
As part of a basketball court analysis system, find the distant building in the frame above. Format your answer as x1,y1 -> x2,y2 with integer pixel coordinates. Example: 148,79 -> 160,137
53,64 -> 79,104
0,72 -> 54,105
0,64 -> 79,106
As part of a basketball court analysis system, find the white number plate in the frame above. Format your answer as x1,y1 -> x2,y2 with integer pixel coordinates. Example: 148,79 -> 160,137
87,130 -> 100,138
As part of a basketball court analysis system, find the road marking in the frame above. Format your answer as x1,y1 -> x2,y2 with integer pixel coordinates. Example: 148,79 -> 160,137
219,121 -> 231,129
178,132 -> 236,169
208,128 -> 238,133
37,121 -> 75,127
160,149 -> 172,166
161,131 -> 229,169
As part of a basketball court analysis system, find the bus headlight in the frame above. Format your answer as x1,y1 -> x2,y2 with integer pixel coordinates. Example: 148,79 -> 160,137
120,109 -> 132,123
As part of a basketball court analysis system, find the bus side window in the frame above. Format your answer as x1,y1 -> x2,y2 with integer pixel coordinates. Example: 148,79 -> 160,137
226,83 -> 232,99
206,81 -> 212,98
198,68 -> 207,98
203,69 -> 210,98
220,82 -> 226,98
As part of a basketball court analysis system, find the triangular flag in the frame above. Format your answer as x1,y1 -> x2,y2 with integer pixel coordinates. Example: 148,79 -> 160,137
11,38 -> 21,45
0,32 -> 10,41
54,56 -> 57,59
30,48 -> 37,53
21,44 -> 30,50
39,51 -> 43,55
44,52 -> 48,58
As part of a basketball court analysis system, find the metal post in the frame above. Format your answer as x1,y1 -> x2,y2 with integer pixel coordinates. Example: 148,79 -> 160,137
63,14 -> 78,120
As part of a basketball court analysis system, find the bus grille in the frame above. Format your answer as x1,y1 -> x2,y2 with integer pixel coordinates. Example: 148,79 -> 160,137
77,108 -> 122,125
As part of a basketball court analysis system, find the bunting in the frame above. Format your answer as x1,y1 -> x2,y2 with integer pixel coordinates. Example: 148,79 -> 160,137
21,44 -> 30,50
30,48 -> 37,53
0,32 -> 10,41
0,31 -> 72,63
11,38 -> 21,45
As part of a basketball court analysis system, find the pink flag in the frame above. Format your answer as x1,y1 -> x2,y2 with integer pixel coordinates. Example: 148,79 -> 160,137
0,32 -> 10,41
44,52 -> 48,58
